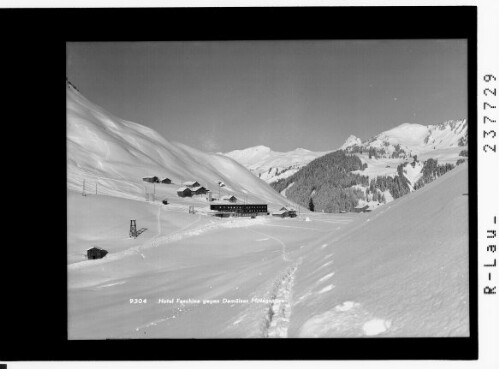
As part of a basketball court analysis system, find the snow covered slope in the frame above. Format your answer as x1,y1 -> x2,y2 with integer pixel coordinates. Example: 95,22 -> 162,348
289,163 -> 469,337
66,83 -> 291,208
343,120 -> 467,158
224,146 -> 329,184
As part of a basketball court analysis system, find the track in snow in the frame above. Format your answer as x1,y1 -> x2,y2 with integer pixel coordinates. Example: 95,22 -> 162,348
263,260 -> 301,338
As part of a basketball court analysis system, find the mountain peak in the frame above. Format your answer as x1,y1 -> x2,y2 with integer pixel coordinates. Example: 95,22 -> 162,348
340,135 -> 362,150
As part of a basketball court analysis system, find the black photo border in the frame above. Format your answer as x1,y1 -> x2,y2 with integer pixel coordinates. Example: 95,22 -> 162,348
1,5 -> 477,361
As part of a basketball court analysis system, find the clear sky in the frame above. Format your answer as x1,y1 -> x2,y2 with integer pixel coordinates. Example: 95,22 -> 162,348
67,40 -> 467,153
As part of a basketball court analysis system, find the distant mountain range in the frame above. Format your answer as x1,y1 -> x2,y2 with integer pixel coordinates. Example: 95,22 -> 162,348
224,119 -> 467,184
224,146 -> 329,184
342,120 -> 468,158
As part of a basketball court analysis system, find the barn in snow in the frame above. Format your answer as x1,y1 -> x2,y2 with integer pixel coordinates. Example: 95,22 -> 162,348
143,176 -> 160,183
160,177 -> 172,184
177,187 -> 192,197
353,204 -> 369,213
191,186 -> 209,195
183,181 -> 200,188
87,246 -> 108,260
222,195 -> 237,203
272,210 -> 289,218
273,208 -> 297,218
274,206 -> 297,217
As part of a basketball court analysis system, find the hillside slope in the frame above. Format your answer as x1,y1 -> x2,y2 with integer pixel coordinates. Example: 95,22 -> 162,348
288,163 -> 469,337
67,83 -> 291,208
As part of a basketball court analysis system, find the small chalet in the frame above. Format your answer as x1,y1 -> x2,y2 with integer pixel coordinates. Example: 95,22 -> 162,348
191,186 -> 209,195
183,181 -> 200,188
87,246 -> 108,260
272,210 -> 289,218
143,176 -> 160,183
279,207 -> 297,217
353,204 -> 369,213
222,195 -> 237,203
160,177 -> 172,184
177,187 -> 192,197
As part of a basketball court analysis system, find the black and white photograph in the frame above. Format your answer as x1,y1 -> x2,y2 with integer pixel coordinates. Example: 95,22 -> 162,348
8,2 -> 499,367
66,39 -> 470,339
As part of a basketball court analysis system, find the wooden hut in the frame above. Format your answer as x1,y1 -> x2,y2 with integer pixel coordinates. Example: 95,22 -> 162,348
277,206 -> 297,217
191,186 -> 209,196
160,177 -> 172,184
182,181 -> 200,188
177,187 -> 192,197
353,204 -> 369,213
87,246 -> 108,260
222,195 -> 237,203
272,210 -> 289,218
143,176 -> 159,183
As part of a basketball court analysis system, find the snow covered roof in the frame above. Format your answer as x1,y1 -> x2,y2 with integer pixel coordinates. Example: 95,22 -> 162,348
191,186 -> 207,192
86,246 -> 106,251
354,204 -> 369,209
222,195 -> 237,200
183,181 -> 200,186
177,186 -> 191,192
273,210 -> 288,215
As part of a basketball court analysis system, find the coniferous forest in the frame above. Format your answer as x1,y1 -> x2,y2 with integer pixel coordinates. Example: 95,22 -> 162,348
271,150 -> 369,212
270,150 -> 459,213
413,159 -> 455,190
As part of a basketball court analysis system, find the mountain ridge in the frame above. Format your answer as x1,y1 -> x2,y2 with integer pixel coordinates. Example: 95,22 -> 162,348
66,82 -> 292,208
224,119 -> 467,184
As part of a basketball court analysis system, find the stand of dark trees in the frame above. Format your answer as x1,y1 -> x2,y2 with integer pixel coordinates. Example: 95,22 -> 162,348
458,136 -> 468,146
270,151 -> 458,213
366,162 -> 411,200
271,150 -> 369,213
413,159 -> 455,190
348,144 -> 407,159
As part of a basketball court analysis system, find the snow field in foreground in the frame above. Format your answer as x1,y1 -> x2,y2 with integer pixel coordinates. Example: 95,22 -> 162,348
289,164 -> 469,337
